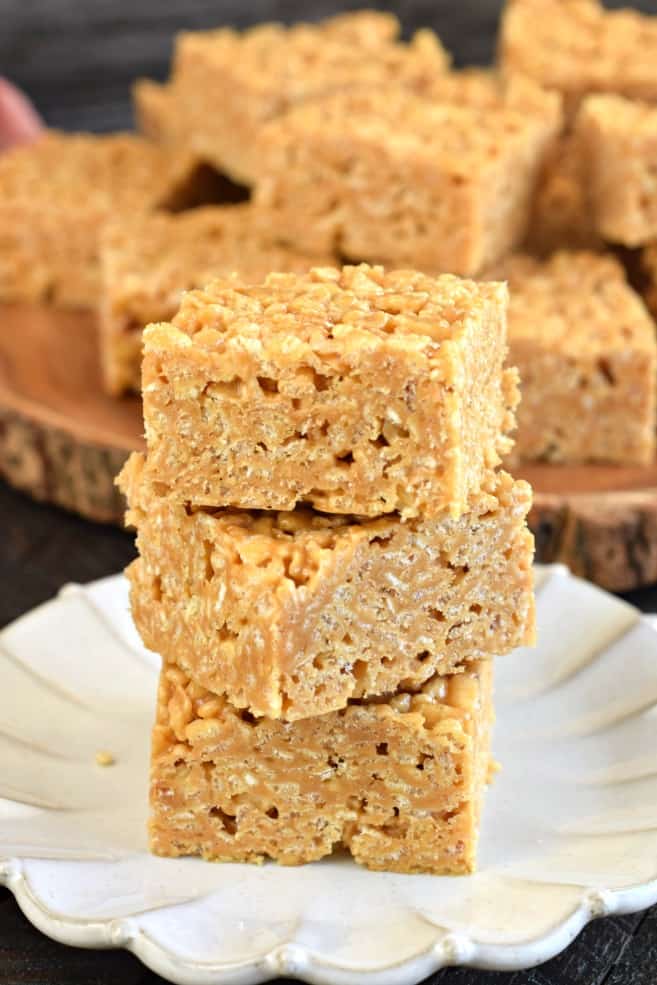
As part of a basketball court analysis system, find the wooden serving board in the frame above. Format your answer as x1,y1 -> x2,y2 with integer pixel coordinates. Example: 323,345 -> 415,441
0,304 -> 143,526
1,302 -> 657,592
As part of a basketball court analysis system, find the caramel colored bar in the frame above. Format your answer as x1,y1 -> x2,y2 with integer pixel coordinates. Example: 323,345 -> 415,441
0,131 -> 205,308
100,206 -> 332,395
499,252 -> 657,466
142,11 -> 450,185
150,660 -> 494,874
525,133 -> 602,256
254,80 -> 560,274
140,264 -> 518,519
499,0 -> 657,115
120,451 -> 534,721
576,95 -> 657,248
133,79 -> 178,144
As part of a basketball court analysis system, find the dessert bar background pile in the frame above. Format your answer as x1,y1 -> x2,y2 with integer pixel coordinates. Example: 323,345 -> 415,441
118,263 -> 534,873
2,1 -> 657,470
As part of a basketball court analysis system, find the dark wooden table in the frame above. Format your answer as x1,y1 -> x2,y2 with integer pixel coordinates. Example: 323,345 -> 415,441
2,0 -> 657,982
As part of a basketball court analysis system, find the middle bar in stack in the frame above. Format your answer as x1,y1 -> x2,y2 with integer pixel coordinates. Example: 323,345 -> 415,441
120,263 -> 535,873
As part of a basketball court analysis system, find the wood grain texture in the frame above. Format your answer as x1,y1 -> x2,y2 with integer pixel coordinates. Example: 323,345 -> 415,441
1,0 -> 657,981
517,462 -> 657,591
0,304 -> 141,523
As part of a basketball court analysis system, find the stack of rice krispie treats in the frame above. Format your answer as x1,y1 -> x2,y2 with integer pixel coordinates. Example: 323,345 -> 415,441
119,263 -> 535,874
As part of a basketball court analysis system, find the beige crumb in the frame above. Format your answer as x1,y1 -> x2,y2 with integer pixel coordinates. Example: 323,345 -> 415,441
487,758 -> 502,783
95,750 -> 116,767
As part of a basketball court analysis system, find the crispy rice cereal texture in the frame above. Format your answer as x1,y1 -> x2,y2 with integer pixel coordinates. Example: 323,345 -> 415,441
120,451 -> 534,721
150,660 -> 494,874
0,131 -> 205,307
254,80 -> 560,274
499,252 -> 657,466
576,94 -> 657,247
148,11 -> 450,184
140,264 -> 518,519
499,0 -> 657,114
100,206 -> 333,394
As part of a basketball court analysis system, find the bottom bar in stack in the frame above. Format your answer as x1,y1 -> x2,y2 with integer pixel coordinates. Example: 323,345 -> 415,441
150,660 -> 493,875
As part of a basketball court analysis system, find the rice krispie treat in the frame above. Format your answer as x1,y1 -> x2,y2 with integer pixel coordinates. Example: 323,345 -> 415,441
576,94 -> 657,247
140,11 -> 450,184
100,206 -> 332,394
133,79 -> 178,144
121,451 -> 534,721
525,132 -> 602,255
0,131 -> 206,308
254,82 -> 560,273
140,264 -> 518,519
150,660 -> 494,874
500,252 -> 657,465
499,0 -> 657,115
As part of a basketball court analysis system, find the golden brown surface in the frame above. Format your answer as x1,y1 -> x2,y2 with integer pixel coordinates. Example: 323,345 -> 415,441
499,251 -> 657,465
148,11 -> 450,184
525,132 -> 602,255
121,451 -> 534,720
140,264 -> 518,519
0,131 -> 205,308
133,79 -> 179,144
100,206 -> 333,394
254,81 -> 560,274
150,660 -> 494,873
499,0 -> 657,114
576,94 -> 657,247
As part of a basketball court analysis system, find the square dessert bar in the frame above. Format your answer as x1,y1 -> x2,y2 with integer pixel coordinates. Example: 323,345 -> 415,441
133,79 -> 178,144
120,451 -> 534,721
525,133 -> 601,256
150,660 -> 494,874
144,11 -> 450,185
0,131 -> 206,308
576,95 -> 657,247
254,81 -> 560,274
500,252 -> 657,466
499,0 -> 657,115
140,264 -> 518,518
100,206 -> 332,394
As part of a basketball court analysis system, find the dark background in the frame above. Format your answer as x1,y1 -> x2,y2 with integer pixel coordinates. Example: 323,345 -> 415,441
1,0 -> 657,982
2,0 -> 657,132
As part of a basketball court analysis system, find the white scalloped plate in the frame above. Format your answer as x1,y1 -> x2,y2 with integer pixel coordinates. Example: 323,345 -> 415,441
1,564 -> 657,985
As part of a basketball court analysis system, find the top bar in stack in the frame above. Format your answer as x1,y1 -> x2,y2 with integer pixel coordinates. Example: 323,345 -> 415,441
140,264 -> 517,519
99,205 -> 332,394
